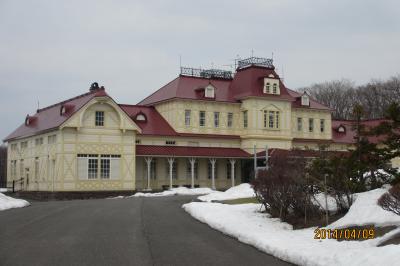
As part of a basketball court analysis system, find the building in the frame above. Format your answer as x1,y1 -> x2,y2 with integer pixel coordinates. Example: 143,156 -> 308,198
4,57 -> 398,192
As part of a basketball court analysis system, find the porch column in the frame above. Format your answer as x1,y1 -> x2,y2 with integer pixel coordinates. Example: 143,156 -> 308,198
209,158 -> 216,190
145,157 -> 153,191
189,158 -> 196,189
229,159 -> 236,187
167,157 -> 175,190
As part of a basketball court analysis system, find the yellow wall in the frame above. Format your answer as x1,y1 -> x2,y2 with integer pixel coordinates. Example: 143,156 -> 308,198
7,97 -> 139,191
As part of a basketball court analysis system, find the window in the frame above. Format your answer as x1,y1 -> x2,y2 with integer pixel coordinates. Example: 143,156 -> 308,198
264,83 -> 270,94
20,141 -> 28,149
309,118 -> 314,132
205,86 -> 215,98
320,119 -> 325,133
227,112 -> 233,128
136,114 -> 146,121
185,110 -> 191,126
199,111 -> 206,127
20,159 -> 24,178
243,111 -> 248,128
88,157 -> 98,179
214,112 -> 220,128
48,135 -> 57,144
166,160 -> 178,179
35,138 -> 43,146
95,111 -> 104,126
135,139 -> 141,144
297,117 -> 303,131
78,154 -> 121,179
11,144 -> 17,151
186,160 -> 198,179
264,110 -> 280,129
166,140 -> 176,145
207,161 -> 218,179
11,160 -> 17,179
227,162 -> 234,179
272,84 -> 277,94
100,156 -> 111,179
34,157 -> 39,180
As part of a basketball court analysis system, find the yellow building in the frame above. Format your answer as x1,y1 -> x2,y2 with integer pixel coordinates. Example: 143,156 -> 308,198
5,57 -> 394,192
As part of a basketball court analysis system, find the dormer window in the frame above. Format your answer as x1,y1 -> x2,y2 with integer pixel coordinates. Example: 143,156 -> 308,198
60,106 -> 66,115
301,94 -> 310,106
264,83 -> 270,94
136,113 -> 146,121
205,85 -> 215,98
263,78 -> 280,95
337,125 -> 346,133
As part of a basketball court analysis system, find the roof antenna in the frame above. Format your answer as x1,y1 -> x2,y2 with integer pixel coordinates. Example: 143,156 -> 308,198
37,100 -> 40,111
179,54 -> 182,69
251,49 -> 254,57
271,52 -> 274,60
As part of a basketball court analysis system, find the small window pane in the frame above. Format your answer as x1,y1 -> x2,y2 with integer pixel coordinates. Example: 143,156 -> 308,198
95,111 -> 104,126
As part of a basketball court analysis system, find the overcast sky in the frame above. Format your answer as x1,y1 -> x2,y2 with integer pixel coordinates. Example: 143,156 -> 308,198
1,0 -> 399,140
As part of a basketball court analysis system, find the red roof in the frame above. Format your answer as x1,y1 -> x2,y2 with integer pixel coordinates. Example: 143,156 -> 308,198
228,66 -> 293,101
4,88 -> 108,141
139,76 -> 235,105
332,119 -> 387,144
139,65 -> 330,112
287,89 -> 332,111
136,145 -> 250,158
119,105 -> 178,136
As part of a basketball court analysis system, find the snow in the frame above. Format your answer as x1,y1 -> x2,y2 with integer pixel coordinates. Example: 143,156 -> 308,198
0,188 -> 7,192
329,188 -> 400,228
183,187 -> 400,266
197,183 -> 255,202
130,187 -> 216,198
312,193 -> 338,213
0,193 -> 30,211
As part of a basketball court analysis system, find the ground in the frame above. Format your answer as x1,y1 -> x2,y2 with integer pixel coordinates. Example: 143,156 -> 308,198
0,196 -> 290,266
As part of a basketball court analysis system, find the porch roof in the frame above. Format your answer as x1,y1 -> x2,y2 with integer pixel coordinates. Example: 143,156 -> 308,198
136,145 -> 250,158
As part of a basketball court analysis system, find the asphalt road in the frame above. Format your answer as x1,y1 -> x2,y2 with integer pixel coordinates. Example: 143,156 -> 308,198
0,196 -> 291,266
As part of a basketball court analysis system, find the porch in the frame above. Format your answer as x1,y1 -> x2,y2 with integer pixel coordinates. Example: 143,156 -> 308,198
135,145 -> 251,191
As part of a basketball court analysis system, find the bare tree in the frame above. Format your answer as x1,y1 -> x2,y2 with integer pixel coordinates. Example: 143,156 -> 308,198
0,145 -> 7,188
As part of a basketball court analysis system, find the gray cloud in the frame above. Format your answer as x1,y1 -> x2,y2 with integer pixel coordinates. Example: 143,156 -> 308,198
1,0 -> 399,140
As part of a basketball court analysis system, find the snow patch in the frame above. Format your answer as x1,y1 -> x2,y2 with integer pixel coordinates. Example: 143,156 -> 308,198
0,193 -> 30,211
198,183 -> 255,202
184,187 -> 400,266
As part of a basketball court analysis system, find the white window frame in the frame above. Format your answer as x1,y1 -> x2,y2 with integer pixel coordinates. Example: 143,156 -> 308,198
185,110 -> 191,126
227,112 -> 233,128
214,112 -> 219,128
95,111 -> 105,126
205,86 -> 215,98
199,111 -> 206,127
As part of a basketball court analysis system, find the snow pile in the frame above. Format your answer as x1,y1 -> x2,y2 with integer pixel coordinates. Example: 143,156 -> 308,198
198,183 -> 255,202
312,193 -> 338,213
329,188 -> 400,228
0,188 -> 7,193
183,187 -> 400,266
131,187 -> 215,198
0,193 -> 30,211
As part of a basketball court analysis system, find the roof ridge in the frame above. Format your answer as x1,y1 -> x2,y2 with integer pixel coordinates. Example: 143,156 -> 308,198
37,89 -> 96,113
119,104 -> 153,108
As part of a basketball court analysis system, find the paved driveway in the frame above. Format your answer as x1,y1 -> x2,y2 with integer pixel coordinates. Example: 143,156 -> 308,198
0,196 -> 290,266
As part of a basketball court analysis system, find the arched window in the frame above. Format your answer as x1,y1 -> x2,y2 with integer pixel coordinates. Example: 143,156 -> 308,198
136,114 -> 146,121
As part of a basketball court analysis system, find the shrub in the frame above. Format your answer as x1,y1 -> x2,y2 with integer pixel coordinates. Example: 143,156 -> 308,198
252,150 -> 321,223
378,184 -> 400,216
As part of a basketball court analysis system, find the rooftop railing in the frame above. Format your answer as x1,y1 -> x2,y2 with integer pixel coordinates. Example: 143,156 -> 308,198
237,57 -> 274,69
180,67 -> 233,79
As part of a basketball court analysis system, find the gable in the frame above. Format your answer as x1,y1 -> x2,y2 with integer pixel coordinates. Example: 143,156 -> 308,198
61,96 -> 141,133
